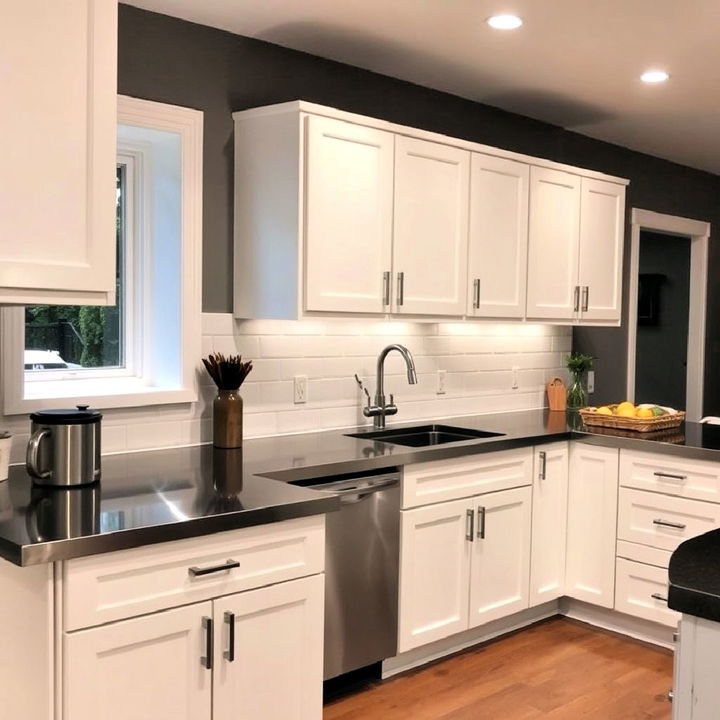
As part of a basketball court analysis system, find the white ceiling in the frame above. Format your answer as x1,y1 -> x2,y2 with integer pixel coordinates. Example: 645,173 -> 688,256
128,0 -> 720,175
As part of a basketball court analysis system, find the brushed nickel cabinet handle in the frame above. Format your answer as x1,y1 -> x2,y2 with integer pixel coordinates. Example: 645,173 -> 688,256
224,611 -> 236,662
653,471 -> 687,482
538,451 -> 547,480
189,559 -> 240,577
477,506 -> 486,539
397,272 -> 405,306
581,286 -> 589,312
573,285 -> 580,312
382,271 -> 391,306
201,616 -> 213,669
473,278 -> 480,309
466,508 -> 474,542
651,592 -> 668,603
653,519 -> 686,530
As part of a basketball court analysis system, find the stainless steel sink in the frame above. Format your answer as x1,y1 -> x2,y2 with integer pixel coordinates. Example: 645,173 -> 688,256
346,424 -> 505,447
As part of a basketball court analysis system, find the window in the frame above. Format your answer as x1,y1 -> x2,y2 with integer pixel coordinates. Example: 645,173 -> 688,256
2,97 -> 203,413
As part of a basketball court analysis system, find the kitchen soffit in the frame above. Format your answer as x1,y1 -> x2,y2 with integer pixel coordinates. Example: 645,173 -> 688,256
127,0 -> 720,176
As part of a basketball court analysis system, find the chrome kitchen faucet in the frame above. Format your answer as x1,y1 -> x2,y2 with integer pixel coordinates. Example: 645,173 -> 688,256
359,344 -> 418,429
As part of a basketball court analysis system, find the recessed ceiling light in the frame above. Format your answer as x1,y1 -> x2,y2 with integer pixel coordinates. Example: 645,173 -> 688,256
487,14 -> 523,30
641,70 -> 669,83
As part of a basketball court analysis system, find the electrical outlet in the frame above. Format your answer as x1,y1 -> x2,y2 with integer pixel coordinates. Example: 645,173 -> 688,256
293,375 -> 308,404
512,366 -> 520,390
587,370 -> 595,394
437,369 -> 447,395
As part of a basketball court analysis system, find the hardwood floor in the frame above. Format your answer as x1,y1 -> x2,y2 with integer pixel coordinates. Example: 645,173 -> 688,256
324,618 -> 673,719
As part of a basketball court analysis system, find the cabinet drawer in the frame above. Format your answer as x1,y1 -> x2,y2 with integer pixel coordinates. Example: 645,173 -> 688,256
402,447 -> 533,509
614,558 -> 679,628
620,450 -> 720,503
617,487 -> 720,552
616,539 -> 671,569
63,515 -> 325,631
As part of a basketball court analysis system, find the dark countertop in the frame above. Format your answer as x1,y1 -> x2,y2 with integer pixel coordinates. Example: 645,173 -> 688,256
4,408 -> 720,567
669,530 -> 720,622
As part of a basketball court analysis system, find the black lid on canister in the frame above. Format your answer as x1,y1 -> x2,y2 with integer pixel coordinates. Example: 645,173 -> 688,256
30,404 -> 102,425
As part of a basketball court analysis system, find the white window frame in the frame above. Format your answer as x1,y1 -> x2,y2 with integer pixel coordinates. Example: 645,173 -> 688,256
2,96 -> 203,413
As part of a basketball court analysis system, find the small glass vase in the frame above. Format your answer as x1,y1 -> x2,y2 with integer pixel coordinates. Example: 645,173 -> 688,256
566,371 -> 588,410
213,389 -> 243,448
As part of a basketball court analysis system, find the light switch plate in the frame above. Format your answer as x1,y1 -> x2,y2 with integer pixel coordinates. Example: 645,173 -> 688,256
294,375 -> 308,404
436,369 -> 446,395
512,366 -> 519,390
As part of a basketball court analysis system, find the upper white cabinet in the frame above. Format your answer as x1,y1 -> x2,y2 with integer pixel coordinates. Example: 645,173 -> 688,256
0,0 -> 117,306
526,168 -> 582,321
304,116 -> 394,313
526,169 -> 625,324
233,101 -> 627,324
467,155 -> 529,318
392,137 -> 469,316
577,179 -> 625,323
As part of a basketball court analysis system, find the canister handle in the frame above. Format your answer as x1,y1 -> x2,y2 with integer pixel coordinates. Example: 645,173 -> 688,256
26,429 -> 52,479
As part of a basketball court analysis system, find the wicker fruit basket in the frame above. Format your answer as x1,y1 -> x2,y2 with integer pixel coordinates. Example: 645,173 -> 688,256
579,405 -> 685,433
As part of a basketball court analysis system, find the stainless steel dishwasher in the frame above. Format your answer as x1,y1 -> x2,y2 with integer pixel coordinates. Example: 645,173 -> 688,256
297,468 -> 400,680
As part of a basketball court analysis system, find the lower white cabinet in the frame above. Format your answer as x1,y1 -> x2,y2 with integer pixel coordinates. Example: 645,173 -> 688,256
529,442 -> 569,605
64,602 -> 213,720
565,444 -> 619,608
398,485 -> 532,652
213,576 -> 324,720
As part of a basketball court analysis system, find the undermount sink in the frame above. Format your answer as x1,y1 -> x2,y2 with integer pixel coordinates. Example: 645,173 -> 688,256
345,424 -> 505,447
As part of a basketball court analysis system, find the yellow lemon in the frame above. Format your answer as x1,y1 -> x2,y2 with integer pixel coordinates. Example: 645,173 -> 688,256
636,408 -> 654,419
616,401 -> 635,415
615,406 -> 637,418
596,406 -> 613,415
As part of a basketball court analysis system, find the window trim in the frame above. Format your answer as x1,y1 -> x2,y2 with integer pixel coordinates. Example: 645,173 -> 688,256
2,96 -> 203,414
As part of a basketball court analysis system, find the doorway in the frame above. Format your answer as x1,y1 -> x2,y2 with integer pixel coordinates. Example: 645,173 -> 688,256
634,231 -> 691,409
626,209 -> 710,421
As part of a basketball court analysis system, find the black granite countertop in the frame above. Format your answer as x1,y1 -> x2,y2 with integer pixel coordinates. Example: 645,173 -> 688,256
4,408 -> 720,568
669,530 -> 720,622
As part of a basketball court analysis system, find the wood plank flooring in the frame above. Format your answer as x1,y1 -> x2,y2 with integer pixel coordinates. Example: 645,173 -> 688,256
324,618 -> 673,719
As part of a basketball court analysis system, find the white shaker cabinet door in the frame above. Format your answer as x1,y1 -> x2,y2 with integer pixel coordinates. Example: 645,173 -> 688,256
529,442 -> 569,605
566,444 -> 619,608
0,0 -> 117,305
64,602 -> 212,720
398,499 -> 472,652
304,116 -> 394,313
577,178 -> 625,323
526,167 -> 581,320
392,136 -> 469,317
468,486 -> 532,627
213,575 -> 324,720
467,154 -> 529,318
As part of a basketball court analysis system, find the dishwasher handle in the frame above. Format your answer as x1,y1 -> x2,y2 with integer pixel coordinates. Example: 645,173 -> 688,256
319,475 -> 399,503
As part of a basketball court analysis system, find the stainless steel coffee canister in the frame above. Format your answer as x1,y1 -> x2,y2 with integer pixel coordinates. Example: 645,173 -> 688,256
26,405 -> 102,487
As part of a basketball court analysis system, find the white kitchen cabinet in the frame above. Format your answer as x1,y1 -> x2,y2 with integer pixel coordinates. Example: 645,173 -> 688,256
392,137 -> 469,316
0,0 -> 117,305
64,602 -> 213,720
529,442 -> 569,606
398,456 -> 533,652
304,116 -> 394,313
565,444 -> 619,608
577,178 -> 625,323
467,154 -> 529,318
614,557 -> 679,627
526,167 -> 581,321
213,576 -> 323,720
398,498 -> 471,651
526,169 -> 625,325
468,486 -> 532,627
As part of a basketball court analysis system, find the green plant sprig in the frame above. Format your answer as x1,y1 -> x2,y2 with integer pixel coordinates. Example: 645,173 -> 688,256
565,352 -> 595,374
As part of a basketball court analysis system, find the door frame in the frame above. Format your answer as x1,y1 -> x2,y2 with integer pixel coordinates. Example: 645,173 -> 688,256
626,208 -> 710,421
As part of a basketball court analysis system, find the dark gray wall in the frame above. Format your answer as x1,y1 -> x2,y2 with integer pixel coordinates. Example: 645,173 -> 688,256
117,4 -> 720,413
635,231 -> 691,409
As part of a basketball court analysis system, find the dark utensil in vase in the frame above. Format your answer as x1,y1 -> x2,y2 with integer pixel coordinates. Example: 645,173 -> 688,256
202,353 -> 253,448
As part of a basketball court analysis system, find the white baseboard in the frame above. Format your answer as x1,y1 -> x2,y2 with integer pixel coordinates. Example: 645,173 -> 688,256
382,601 -> 560,678
382,597 -> 676,679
